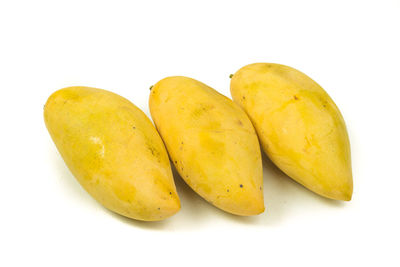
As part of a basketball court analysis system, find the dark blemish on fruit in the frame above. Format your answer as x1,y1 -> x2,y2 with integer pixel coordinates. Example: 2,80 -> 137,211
294,95 -> 299,100
260,186 -> 262,190
227,189 -> 229,192
181,141 -> 184,144
147,143 -> 160,158
192,105 -> 213,118
237,120 -> 243,126
169,192 -> 172,195
174,161 -> 177,164
229,74 -> 233,78
149,85 -> 153,90
186,175 -> 188,178
323,104 -> 327,107
132,126 -> 136,130
157,207 -> 160,210
242,96 -> 246,100
239,184 -> 243,188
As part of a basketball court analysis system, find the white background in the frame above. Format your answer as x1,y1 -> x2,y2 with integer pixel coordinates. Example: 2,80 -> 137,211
1,0 -> 399,266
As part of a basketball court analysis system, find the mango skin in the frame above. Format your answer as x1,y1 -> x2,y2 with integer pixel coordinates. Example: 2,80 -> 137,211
230,63 -> 353,201
44,86 -> 180,221
149,77 -> 264,216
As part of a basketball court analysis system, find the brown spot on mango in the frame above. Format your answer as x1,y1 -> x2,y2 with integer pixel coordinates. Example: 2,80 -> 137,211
191,104 -> 214,118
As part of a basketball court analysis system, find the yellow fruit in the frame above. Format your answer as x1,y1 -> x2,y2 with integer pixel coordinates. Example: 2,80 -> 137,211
149,76 -> 264,215
230,63 -> 353,201
44,86 -> 180,221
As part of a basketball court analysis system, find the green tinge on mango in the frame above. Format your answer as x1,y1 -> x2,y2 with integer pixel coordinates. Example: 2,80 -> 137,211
149,76 -> 264,216
44,86 -> 180,221
230,63 -> 353,201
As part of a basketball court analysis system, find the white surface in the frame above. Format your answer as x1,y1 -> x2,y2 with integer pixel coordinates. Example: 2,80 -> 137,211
1,0 -> 399,266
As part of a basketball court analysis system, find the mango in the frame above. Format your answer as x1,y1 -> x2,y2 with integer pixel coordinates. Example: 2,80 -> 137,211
44,86 -> 180,221
149,77 -> 264,216
230,63 -> 353,201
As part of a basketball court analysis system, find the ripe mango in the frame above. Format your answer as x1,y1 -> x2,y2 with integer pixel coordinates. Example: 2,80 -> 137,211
230,63 -> 353,201
149,77 -> 264,215
44,86 -> 180,221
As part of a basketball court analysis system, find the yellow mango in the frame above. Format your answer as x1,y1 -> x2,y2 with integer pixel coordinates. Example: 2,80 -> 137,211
230,63 -> 353,201
44,86 -> 180,221
149,77 -> 264,216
